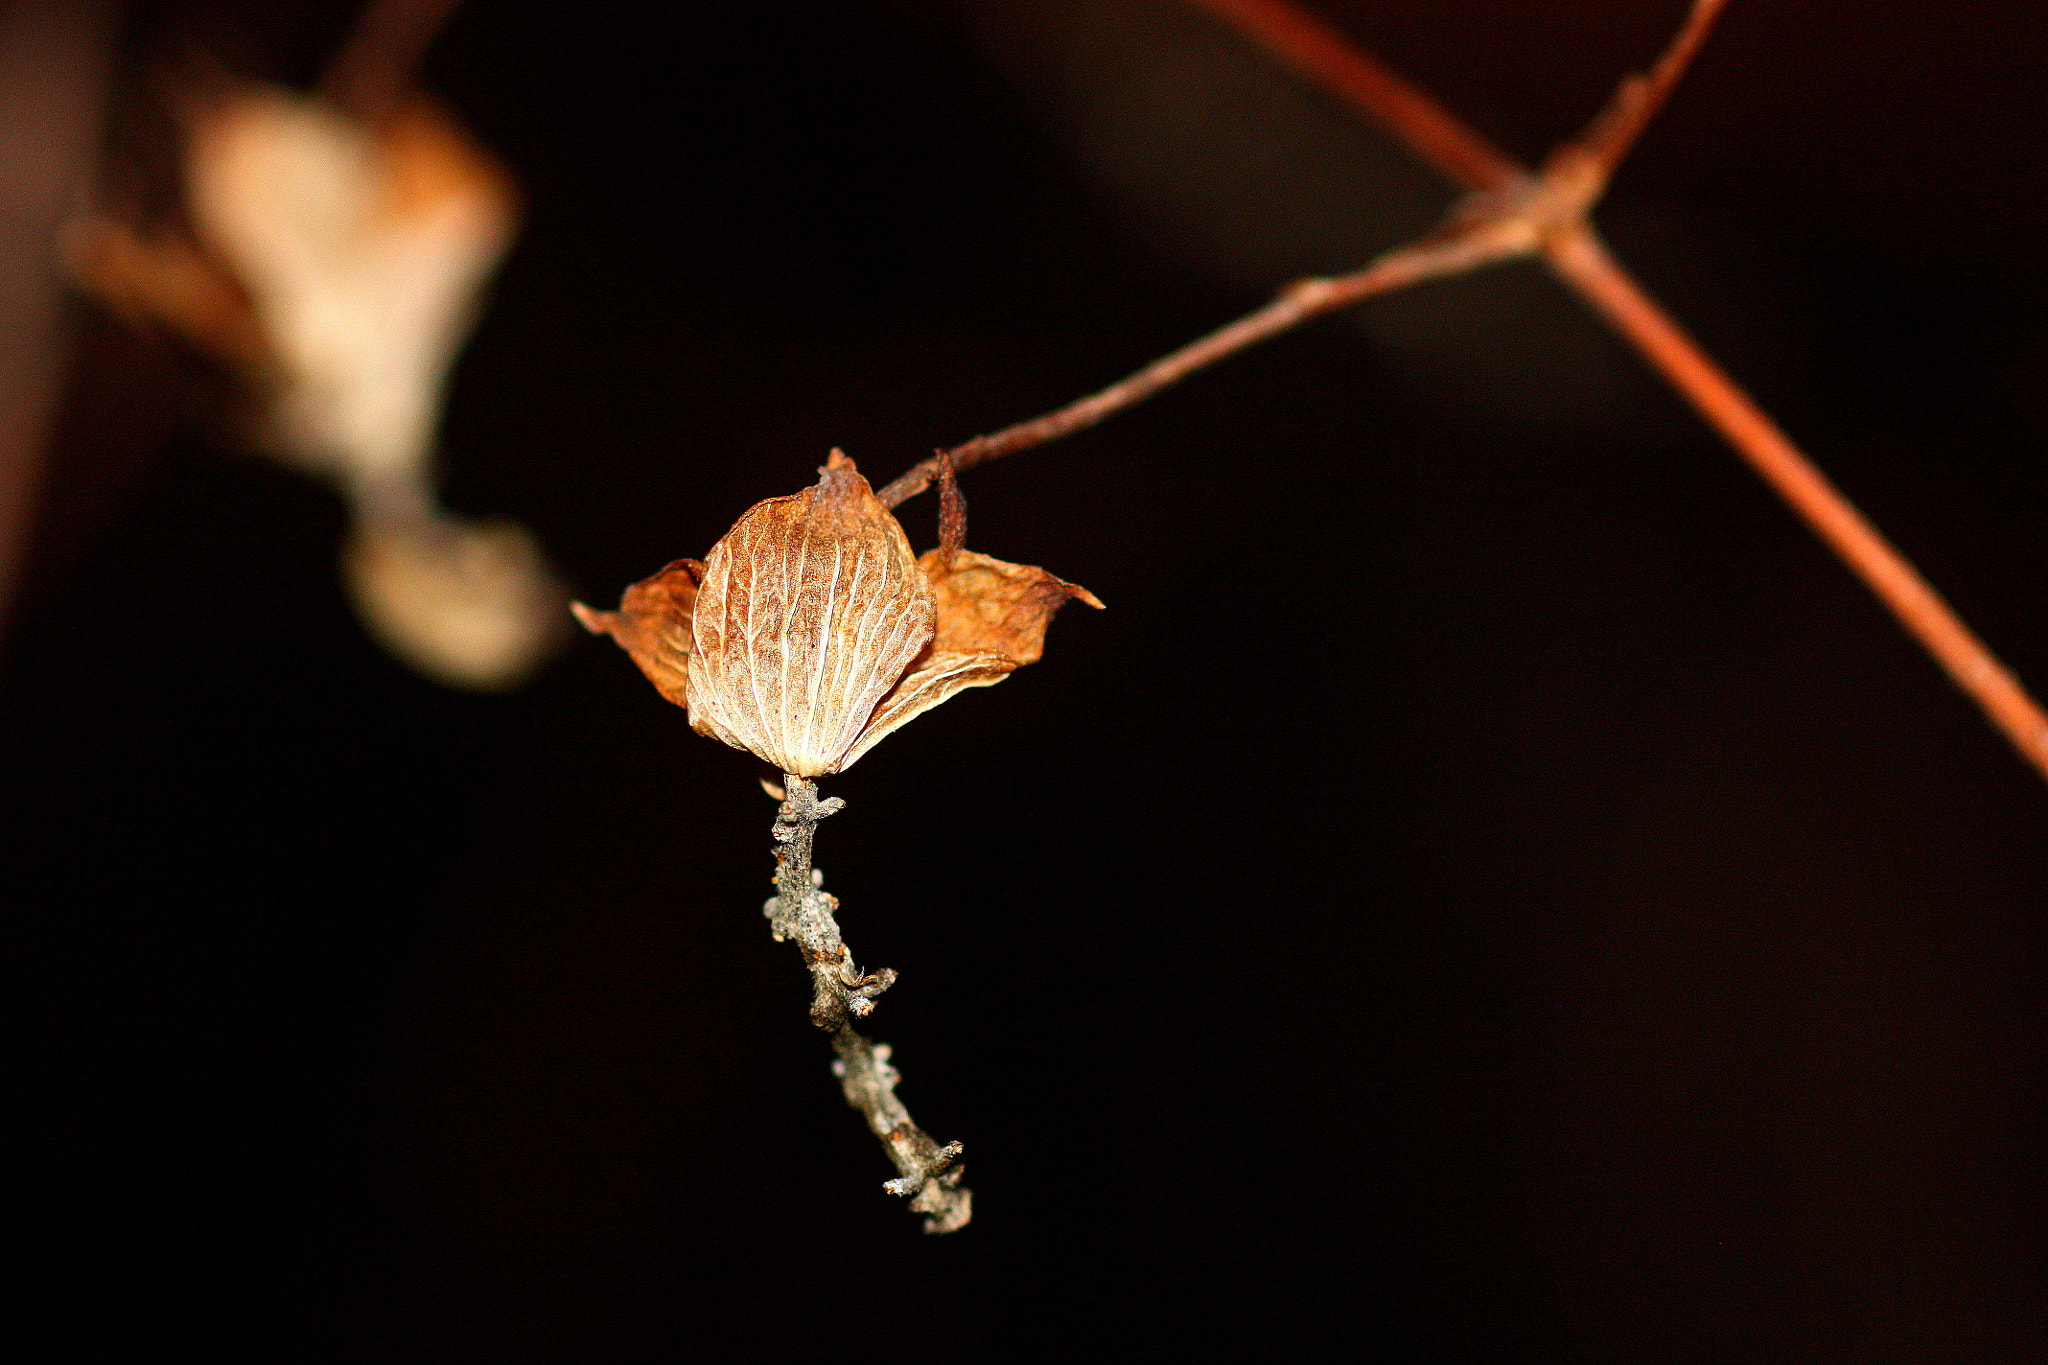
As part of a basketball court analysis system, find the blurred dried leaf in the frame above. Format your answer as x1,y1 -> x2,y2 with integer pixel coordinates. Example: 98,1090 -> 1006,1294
183,87 -> 516,488
67,78 -> 571,693
345,513 -> 568,692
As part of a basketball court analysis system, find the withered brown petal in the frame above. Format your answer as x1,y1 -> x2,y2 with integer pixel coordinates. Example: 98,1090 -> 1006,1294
837,548 -> 1102,769
687,454 -> 936,777
839,650 -> 1016,770
570,558 -> 703,710
922,548 -> 1103,664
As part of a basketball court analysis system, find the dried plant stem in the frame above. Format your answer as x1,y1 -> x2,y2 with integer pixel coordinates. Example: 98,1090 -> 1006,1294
876,0 -> 1732,515
831,1028 -> 971,1235
873,0 -> 1732,513
874,223 -> 1533,510
1186,0 -> 1519,193
1567,0 -> 1730,189
1204,0 -> 2048,783
885,0 -> 2048,783
1547,226 -> 2048,772
1190,0 -> 1727,197
321,0 -> 466,122
767,775 -> 885,1030
769,776 -> 970,1232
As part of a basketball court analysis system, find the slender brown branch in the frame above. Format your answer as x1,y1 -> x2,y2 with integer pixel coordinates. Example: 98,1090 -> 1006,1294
876,0 -> 1730,512
320,0 -> 466,122
769,776 -> 971,1232
875,221 -> 1534,509
1567,0 -> 1729,184
1546,226 -> 2048,776
1192,0 -> 2048,782
1185,0 -> 1517,193
892,0 -> 2048,780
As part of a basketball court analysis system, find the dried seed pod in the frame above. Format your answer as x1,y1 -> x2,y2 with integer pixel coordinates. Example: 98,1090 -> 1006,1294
686,452 -> 935,776
576,451 -> 1102,776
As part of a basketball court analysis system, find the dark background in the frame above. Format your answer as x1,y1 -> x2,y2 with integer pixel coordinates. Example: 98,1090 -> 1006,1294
9,1 -> 2045,1357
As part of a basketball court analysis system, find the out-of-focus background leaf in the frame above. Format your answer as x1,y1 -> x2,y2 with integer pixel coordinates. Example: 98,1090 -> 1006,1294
9,1 -> 2044,1357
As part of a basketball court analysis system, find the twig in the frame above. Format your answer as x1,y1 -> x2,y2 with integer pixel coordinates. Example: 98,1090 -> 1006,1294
874,218 -> 1539,510
1191,0 -> 1726,196
768,775 -> 893,1030
1546,226 -> 2048,773
1206,0 -> 2048,782
875,0 -> 1732,511
1566,0 -> 1729,187
832,1029 -> 972,1234
320,0 -> 466,123
768,776 -> 971,1232
1185,0 -> 1518,193
885,0 -> 2048,783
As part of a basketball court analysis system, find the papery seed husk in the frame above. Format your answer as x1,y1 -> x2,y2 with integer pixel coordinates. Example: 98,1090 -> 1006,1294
686,454 -> 935,776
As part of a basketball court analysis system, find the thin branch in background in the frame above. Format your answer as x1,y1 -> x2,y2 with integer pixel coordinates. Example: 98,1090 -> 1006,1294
1564,0 -> 1729,185
769,775 -> 970,1233
320,0 -> 466,122
883,0 -> 2048,784
1202,0 -> 2048,782
875,220 -> 1543,510
876,0 -> 1730,511
1187,0 -> 1520,193
876,0 -> 1725,509
0,3 -> 115,641
1547,226 -> 2048,773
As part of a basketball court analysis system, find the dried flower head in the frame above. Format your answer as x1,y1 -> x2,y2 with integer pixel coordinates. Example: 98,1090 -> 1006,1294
65,83 -> 567,693
574,451 -> 1101,777
68,86 -> 516,488
186,87 -> 518,489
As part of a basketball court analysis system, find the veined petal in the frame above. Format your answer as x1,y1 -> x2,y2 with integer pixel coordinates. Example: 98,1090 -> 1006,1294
687,453 -> 935,776
840,547 -> 1102,767
571,558 -> 703,710
923,547 -> 1102,664
839,649 -> 1015,769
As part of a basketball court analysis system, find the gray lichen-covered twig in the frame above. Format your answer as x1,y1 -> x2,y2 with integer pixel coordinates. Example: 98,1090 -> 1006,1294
768,775 -> 971,1233
766,775 -> 895,1030
832,1029 -> 970,1234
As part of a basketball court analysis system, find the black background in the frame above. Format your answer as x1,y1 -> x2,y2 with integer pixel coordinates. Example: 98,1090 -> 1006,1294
10,1 -> 2046,1358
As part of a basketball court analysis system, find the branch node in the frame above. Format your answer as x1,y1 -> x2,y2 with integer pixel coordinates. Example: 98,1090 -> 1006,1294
936,451 -> 966,567
883,1140 -> 966,1199
832,1027 -> 972,1233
